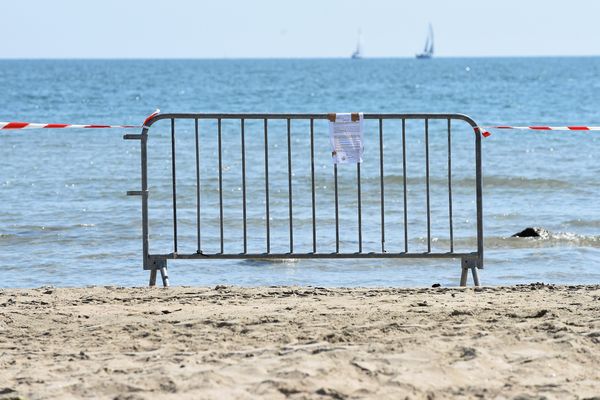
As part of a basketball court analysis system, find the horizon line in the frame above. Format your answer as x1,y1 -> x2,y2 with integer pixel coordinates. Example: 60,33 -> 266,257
0,54 -> 599,61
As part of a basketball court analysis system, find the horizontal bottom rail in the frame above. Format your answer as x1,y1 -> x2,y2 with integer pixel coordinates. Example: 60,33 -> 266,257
150,251 -> 479,260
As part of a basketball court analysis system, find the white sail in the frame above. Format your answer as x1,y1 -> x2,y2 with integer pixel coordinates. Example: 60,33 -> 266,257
416,24 -> 434,59
427,24 -> 434,54
351,29 -> 363,59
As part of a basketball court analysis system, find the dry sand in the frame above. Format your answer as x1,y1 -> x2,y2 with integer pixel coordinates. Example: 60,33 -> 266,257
0,284 -> 599,399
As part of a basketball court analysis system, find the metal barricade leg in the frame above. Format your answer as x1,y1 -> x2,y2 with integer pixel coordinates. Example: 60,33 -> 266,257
471,265 -> 480,287
149,269 -> 157,287
148,258 -> 169,287
460,257 -> 481,287
460,265 -> 469,287
159,266 -> 170,287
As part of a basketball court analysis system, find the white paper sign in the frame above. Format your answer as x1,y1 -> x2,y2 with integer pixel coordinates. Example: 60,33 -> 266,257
329,113 -> 364,164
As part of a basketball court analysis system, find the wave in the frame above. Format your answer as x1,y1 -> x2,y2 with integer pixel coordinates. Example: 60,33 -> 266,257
365,174 -> 571,189
0,223 -> 97,240
405,231 -> 600,250
148,174 -> 572,192
564,219 -> 600,228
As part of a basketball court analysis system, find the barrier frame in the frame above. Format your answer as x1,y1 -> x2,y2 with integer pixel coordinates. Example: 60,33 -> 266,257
125,113 -> 484,287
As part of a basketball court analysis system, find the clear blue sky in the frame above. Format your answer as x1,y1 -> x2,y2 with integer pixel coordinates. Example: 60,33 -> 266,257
2,0 -> 599,58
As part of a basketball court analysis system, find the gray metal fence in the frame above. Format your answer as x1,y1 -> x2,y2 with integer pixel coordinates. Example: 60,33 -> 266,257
125,113 -> 484,287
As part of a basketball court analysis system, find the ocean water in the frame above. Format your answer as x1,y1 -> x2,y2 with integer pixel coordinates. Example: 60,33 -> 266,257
2,58 -> 600,288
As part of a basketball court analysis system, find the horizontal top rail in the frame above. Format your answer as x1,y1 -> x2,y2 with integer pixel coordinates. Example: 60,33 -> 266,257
143,112 -> 482,130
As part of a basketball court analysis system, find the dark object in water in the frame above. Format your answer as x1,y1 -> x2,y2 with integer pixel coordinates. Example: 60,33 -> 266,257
512,227 -> 550,238
431,283 -> 441,288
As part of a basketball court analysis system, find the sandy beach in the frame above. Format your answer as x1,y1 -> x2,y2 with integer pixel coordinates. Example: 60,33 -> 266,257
0,284 -> 599,399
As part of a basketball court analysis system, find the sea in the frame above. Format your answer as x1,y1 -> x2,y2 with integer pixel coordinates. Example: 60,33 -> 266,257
2,58 -> 600,288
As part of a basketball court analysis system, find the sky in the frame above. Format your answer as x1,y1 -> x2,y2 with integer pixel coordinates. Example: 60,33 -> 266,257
1,0 -> 600,58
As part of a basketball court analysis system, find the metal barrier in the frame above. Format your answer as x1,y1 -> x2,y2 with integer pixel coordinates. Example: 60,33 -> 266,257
125,113 -> 484,287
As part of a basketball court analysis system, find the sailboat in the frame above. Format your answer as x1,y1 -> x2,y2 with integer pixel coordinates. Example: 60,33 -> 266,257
351,30 -> 363,59
416,24 -> 434,59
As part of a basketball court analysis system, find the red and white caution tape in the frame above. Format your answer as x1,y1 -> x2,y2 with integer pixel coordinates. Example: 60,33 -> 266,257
0,110 -> 160,131
142,109 -> 160,127
484,125 -> 600,131
478,125 -> 600,138
0,121 -> 141,130
2,111 -> 599,137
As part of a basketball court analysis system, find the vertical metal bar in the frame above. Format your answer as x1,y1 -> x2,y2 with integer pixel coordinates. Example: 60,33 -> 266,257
287,118 -> 293,253
264,119 -> 270,253
218,118 -> 224,254
141,129 -> 150,269
379,118 -> 385,253
195,119 -> 201,253
241,119 -> 247,254
475,125 -> 484,268
357,163 -> 362,253
447,119 -> 454,253
402,119 -> 408,253
310,119 -> 316,253
170,118 -> 178,253
334,163 -> 339,253
425,119 -> 431,253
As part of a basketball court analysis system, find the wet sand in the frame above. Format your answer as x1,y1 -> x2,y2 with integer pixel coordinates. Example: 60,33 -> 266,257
0,284 -> 599,399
